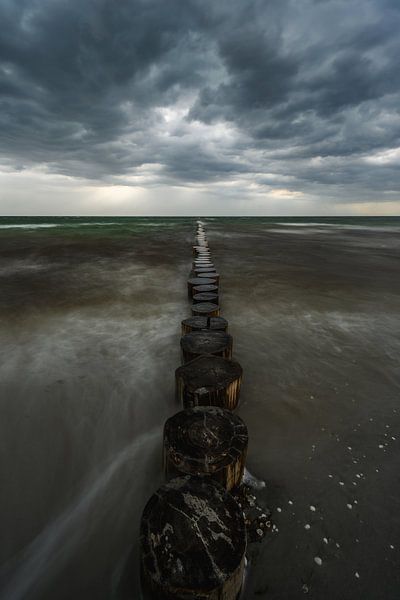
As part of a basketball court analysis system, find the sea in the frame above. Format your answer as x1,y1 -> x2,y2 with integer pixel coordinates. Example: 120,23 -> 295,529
0,216 -> 399,599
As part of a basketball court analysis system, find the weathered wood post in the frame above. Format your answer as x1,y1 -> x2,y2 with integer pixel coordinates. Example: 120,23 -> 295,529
175,355 -> 243,410
140,476 -> 246,600
194,268 -> 217,276
180,330 -> 233,362
188,277 -> 217,298
193,261 -> 214,268
197,272 -> 220,284
193,265 -> 214,272
193,246 -> 211,256
192,291 -> 219,304
193,264 -> 214,270
193,284 -> 218,295
195,254 -> 212,262
181,316 -> 228,335
191,302 -> 220,317
163,406 -> 248,490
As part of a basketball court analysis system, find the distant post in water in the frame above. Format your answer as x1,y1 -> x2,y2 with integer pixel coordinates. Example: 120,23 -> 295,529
198,272 -> 220,284
187,277 -> 217,298
191,302 -> 220,317
180,330 -> 232,362
181,316 -> 228,335
192,292 -> 219,304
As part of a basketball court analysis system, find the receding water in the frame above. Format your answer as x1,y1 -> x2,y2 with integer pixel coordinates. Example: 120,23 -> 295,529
1,216 -> 400,599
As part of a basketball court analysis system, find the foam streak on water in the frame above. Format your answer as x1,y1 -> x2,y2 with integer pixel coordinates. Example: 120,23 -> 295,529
0,430 -> 159,600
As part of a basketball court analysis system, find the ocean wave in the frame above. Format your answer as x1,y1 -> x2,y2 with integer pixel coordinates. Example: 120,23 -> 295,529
275,222 -> 335,227
265,227 -> 319,235
75,222 -> 120,226
0,222 -> 122,230
0,224 -> 60,230
135,222 -> 175,227
0,262 -> 49,276
274,222 -> 400,231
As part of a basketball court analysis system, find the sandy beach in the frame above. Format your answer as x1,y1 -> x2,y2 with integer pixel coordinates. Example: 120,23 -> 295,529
0,217 -> 399,599
210,220 -> 400,599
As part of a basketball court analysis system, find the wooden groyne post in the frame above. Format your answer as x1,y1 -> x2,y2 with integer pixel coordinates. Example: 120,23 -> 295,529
163,406 -> 248,491
140,219 -> 249,599
140,476 -> 246,599
180,330 -> 233,362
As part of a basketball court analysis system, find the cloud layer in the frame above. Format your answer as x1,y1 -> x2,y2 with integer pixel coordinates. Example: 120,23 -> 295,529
0,0 -> 399,213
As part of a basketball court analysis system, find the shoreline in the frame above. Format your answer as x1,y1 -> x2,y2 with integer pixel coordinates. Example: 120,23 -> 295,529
0,219 -> 399,599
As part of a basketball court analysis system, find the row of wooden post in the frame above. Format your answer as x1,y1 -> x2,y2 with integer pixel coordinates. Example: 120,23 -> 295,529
140,221 -> 249,599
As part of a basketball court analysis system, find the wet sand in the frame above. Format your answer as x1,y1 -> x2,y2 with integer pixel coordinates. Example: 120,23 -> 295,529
210,222 -> 400,599
0,219 -> 399,599
0,225 -> 193,600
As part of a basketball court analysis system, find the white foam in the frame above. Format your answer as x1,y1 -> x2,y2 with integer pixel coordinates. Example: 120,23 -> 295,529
243,468 -> 266,489
0,429 -> 159,600
0,224 -> 60,230
0,222 -> 124,230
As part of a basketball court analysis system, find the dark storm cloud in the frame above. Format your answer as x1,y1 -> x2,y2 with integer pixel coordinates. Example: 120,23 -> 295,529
0,0 -> 399,201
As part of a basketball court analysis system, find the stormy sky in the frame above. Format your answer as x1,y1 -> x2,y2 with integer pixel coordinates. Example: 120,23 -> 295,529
0,0 -> 399,215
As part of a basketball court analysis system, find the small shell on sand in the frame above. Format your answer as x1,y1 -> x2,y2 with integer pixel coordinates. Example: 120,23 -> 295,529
305,524 -> 311,530
314,557 -> 322,566
310,505 -> 316,512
